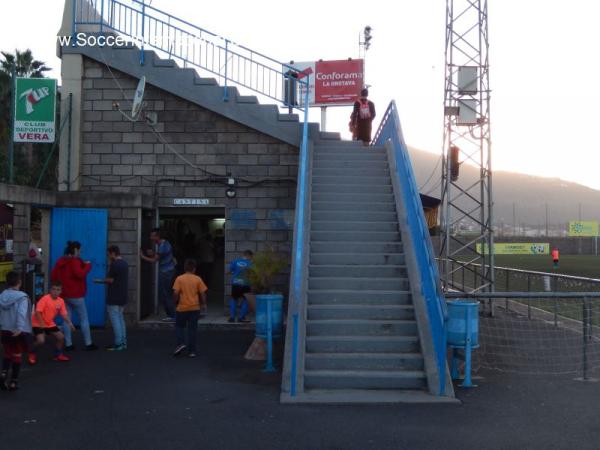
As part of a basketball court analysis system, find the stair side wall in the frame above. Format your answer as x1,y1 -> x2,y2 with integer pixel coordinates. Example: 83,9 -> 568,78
385,141 -> 455,398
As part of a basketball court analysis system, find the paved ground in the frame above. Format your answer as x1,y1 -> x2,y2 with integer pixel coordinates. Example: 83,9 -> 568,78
1,328 -> 599,450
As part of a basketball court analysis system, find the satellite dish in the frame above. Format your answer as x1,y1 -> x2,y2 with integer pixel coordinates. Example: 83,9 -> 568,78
131,76 -> 146,119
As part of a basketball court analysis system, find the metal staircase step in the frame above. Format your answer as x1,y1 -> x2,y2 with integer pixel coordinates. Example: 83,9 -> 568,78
308,290 -> 412,305
312,167 -> 390,177
193,76 -> 219,86
278,113 -> 300,122
313,175 -> 391,186
311,201 -> 396,212
314,152 -> 387,162
319,131 -> 342,140
311,210 -> 398,222
312,183 -> 393,194
306,335 -> 420,353
311,221 -> 399,232
309,277 -> 410,291
315,145 -> 386,153
304,370 -> 427,390
236,95 -> 259,104
307,304 -> 415,321
311,231 -> 400,242
307,319 -> 418,336
310,252 -> 405,265
305,352 -> 424,371
312,192 -> 395,203
310,241 -> 403,254
153,58 -> 178,67
313,159 -> 388,169
309,265 -> 408,278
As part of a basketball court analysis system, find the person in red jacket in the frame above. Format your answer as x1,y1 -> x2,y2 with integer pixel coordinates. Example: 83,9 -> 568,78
50,241 -> 98,351
552,247 -> 560,269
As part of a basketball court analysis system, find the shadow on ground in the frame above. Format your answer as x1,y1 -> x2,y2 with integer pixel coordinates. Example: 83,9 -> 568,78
1,329 -> 598,450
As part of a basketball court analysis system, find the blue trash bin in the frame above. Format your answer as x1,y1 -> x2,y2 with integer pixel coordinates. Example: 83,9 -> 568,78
446,299 -> 479,388
446,300 -> 479,347
255,294 -> 284,339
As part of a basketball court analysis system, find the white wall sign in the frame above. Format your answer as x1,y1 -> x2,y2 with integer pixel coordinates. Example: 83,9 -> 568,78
173,198 -> 210,206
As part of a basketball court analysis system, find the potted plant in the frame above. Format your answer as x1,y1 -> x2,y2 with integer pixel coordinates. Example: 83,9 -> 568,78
243,248 -> 288,362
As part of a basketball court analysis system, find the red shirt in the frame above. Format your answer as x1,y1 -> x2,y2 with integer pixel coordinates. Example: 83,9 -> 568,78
32,294 -> 68,328
552,250 -> 559,260
51,256 -> 91,298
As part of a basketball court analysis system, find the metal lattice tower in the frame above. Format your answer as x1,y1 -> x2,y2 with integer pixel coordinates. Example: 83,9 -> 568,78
440,0 -> 494,293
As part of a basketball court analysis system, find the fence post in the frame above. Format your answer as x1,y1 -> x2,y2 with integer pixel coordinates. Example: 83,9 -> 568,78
140,0 -> 146,65
100,0 -> 105,33
223,39 -> 230,101
462,264 -> 465,291
583,297 -> 591,381
527,275 -> 531,319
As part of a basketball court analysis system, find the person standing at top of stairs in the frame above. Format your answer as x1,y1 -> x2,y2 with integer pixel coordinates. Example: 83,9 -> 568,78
350,88 -> 376,146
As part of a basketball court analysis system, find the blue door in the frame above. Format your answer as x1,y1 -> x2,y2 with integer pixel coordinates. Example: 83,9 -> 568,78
50,208 -> 108,326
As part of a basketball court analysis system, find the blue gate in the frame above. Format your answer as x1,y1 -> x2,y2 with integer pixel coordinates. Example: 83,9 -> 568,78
50,208 -> 108,327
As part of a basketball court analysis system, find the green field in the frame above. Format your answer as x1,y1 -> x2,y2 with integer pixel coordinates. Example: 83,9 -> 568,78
493,255 -> 600,279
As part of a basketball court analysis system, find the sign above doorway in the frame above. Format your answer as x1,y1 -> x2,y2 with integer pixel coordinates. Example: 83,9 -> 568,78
173,198 -> 210,206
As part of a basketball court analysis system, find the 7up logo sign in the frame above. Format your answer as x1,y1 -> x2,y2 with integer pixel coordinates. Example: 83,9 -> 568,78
14,78 -> 57,143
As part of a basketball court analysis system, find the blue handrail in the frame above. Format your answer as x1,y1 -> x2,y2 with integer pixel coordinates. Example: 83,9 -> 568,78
288,78 -> 311,397
373,100 -> 447,395
71,0 -> 307,108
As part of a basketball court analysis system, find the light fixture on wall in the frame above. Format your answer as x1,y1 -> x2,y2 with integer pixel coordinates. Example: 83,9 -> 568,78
226,176 -> 236,198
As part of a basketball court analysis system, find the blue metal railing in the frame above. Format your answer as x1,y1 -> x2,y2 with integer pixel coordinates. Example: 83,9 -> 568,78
373,100 -> 448,395
288,83 -> 312,397
71,0 -> 307,107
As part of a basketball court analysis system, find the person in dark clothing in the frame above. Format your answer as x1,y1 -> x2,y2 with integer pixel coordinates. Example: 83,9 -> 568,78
350,88 -> 376,145
95,245 -> 129,351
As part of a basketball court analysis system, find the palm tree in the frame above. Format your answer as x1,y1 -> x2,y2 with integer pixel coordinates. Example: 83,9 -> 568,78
0,49 -> 53,186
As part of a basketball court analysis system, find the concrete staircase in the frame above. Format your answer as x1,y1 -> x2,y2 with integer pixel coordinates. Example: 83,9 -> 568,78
299,141 -> 431,401
61,42 -> 318,147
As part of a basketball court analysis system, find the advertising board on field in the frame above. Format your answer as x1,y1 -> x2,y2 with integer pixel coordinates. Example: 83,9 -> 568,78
568,221 -> 599,237
476,243 -> 550,255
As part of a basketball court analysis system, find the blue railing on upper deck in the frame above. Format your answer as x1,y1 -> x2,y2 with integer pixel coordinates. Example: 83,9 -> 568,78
373,100 -> 447,395
71,0 -> 307,108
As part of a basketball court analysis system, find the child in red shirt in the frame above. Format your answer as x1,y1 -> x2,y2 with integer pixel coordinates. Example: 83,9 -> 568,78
29,281 -> 75,363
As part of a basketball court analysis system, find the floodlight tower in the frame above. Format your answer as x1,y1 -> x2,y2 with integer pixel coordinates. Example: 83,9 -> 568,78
439,0 -> 494,293
359,26 -> 372,88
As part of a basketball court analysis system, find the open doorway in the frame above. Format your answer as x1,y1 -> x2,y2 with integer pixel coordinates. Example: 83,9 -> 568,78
159,208 -> 225,315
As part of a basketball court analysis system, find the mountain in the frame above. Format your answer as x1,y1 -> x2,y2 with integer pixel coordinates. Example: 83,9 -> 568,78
408,147 -> 600,231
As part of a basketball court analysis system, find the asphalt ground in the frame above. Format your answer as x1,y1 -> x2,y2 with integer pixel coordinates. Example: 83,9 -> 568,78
1,328 -> 599,450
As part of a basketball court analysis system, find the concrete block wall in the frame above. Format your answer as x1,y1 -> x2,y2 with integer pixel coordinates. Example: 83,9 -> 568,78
79,58 -> 298,297
107,206 -> 139,324
12,203 -> 31,267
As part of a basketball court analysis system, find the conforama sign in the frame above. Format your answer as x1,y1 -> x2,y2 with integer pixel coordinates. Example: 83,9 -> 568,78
293,59 -> 364,106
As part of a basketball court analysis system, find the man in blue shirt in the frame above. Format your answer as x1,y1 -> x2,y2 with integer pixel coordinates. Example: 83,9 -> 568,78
140,228 -> 176,321
228,250 -> 253,323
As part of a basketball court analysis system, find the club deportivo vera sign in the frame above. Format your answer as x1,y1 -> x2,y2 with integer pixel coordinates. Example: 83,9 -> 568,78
13,78 -> 57,143
292,59 -> 364,107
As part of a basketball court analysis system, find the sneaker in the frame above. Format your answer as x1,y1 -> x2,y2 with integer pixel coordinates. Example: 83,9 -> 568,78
106,344 -> 125,351
53,354 -> 70,362
28,353 -> 37,365
188,352 -> 197,358
7,379 -> 18,391
238,317 -> 251,323
84,343 -> 99,351
227,317 -> 235,323
64,345 -> 75,351
173,344 -> 186,356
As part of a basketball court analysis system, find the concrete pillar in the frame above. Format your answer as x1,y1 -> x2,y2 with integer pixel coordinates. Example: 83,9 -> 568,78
58,53 -> 83,192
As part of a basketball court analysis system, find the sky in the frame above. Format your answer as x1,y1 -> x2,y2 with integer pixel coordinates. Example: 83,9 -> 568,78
2,0 -> 600,190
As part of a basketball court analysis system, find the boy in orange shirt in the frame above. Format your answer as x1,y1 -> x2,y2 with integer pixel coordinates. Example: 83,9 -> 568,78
29,281 -> 75,363
172,259 -> 208,358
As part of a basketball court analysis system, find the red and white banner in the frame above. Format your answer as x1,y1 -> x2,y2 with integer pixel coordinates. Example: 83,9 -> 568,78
292,59 -> 364,107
